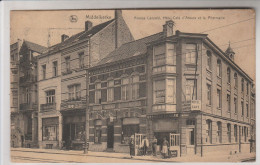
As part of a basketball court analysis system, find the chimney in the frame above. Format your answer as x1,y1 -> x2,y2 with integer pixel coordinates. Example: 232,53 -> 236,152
163,20 -> 175,37
85,21 -> 93,31
114,9 -> 122,49
61,34 -> 69,42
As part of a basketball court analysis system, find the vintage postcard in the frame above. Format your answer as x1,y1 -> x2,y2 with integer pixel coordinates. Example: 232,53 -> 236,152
9,9 -> 255,163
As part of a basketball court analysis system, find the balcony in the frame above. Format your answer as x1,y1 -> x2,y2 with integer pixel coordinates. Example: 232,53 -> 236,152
61,98 -> 86,111
20,75 -> 37,85
40,103 -> 56,112
153,65 -> 176,75
20,103 -> 38,111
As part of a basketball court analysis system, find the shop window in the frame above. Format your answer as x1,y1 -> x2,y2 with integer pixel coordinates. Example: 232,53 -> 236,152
46,90 -> 55,104
43,125 -> 58,141
122,124 -> 139,144
153,44 -> 166,66
68,84 -> 81,100
185,44 -> 196,64
227,123 -> 231,143
217,121 -> 222,143
75,124 -> 85,141
206,119 -> 212,144
185,79 -> 196,102
234,124 -> 238,142
53,61 -> 58,77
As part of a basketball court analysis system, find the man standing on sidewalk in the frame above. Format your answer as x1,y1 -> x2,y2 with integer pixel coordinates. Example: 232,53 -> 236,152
141,136 -> 149,156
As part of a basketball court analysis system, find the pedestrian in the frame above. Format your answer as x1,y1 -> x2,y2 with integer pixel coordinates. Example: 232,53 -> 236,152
141,136 -> 149,156
152,136 -> 157,156
161,137 -> 169,159
129,135 -> 135,158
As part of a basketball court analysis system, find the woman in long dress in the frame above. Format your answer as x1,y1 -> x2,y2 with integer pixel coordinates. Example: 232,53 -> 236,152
161,137 -> 169,159
129,135 -> 135,158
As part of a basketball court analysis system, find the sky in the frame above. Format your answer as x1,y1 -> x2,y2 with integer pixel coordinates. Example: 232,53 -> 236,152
10,9 -> 255,80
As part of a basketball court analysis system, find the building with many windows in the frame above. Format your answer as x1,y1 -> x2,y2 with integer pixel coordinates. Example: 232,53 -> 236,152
87,20 -> 255,156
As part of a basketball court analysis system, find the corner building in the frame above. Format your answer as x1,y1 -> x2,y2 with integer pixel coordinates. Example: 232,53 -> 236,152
88,20 -> 255,156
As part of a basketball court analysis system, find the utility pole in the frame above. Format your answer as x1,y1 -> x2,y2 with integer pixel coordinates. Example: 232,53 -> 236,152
84,69 -> 89,154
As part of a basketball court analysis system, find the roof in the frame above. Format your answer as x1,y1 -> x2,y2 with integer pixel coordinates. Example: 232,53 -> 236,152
42,19 -> 115,55
96,32 -> 163,66
24,40 -> 47,53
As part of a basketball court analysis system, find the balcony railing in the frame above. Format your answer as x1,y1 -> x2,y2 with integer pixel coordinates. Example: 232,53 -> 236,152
40,103 -> 56,112
20,75 -> 37,84
20,103 -> 38,111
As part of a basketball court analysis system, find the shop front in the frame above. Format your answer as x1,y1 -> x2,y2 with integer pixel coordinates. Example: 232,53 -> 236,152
41,117 -> 59,149
63,114 -> 86,150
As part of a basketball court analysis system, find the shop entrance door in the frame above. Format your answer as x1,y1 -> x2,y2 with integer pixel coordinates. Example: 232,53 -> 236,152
134,133 -> 143,155
186,128 -> 195,155
107,125 -> 114,148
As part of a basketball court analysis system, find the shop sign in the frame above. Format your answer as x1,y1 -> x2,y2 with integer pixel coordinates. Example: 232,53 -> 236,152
191,100 -> 201,111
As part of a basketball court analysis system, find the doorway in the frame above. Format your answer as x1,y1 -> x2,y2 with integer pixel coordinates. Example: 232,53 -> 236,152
107,125 -> 114,148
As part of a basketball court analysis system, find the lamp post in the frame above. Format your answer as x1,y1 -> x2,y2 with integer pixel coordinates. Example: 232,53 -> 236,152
84,70 -> 89,154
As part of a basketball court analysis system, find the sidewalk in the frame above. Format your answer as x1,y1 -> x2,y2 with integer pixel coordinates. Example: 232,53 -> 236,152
11,147 -> 256,162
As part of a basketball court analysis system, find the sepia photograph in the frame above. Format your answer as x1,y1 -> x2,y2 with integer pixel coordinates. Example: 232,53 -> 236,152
9,8 -> 255,163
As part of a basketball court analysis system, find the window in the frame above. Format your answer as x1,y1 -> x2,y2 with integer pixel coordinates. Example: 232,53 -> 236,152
217,59 -> 221,77
234,97 -> 237,114
132,76 -> 139,99
167,43 -> 176,65
227,123 -> 231,143
154,80 -> 166,103
89,91 -> 95,103
65,56 -> 70,72
241,101 -> 244,116
43,125 -> 58,141
139,82 -> 146,98
217,89 -> 221,109
154,44 -> 166,66
46,90 -> 55,104
122,124 -> 139,144
207,51 -> 212,70
206,119 -> 212,144
227,68 -> 231,83
122,78 -> 130,101
226,94 -> 230,113
207,84 -> 211,105
68,84 -> 81,100
246,104 -> 249,117
53,61 -> 58,77
78,52 -> 85,68
26,88 -> 30,104
244,127 -> 247,142
94,120 -> 102,144
241,78 -> 244,92
107,80 -> 114,102
114,86 -> 121,101
234,125 -> 238,142
217,121 -> 222,143
101,89 -> 107,102
185,79 -> 197,102
166,79 -> 176,103
185,44 -> 196,64
42,64 -> 46,79
246,82 -> 249,95
234,73 -> 238,88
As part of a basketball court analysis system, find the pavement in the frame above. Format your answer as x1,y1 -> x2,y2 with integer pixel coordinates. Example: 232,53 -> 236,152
10,147 -> 256,163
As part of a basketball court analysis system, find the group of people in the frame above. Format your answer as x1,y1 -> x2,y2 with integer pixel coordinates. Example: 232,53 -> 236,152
129,135 -> 170,159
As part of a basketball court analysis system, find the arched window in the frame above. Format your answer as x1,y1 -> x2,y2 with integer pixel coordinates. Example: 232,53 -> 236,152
227,67 -> 231,83
241,78 -> 244,92
206,51 -> 212,70
217,121 -> 222,143
234,73 -> 238,88
217,59 -> 221,77
206,119 -> 212,144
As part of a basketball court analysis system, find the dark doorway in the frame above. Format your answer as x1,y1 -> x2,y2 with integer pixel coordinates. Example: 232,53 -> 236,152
107,125 -> 114,148
154,132 -> 170,147
63,124 -> 71,149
